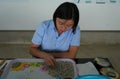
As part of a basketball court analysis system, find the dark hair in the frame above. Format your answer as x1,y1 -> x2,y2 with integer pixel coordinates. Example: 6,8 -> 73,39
53,2 -> 79,33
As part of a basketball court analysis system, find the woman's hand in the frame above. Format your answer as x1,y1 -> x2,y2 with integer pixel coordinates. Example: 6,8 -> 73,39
42,53 -> 56,66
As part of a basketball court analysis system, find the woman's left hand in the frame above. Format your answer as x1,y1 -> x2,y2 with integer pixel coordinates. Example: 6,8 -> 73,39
43,52 -> 56,66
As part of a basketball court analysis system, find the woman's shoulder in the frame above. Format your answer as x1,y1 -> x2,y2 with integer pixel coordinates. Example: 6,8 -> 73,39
42,19 -> 53,26
39,19 -> 54,28
37,19 -> 53,29
75,25 -> 80,32
76,25 -> 80,30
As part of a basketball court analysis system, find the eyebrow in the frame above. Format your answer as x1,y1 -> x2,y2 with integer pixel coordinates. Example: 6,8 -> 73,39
57,18 -> 74,25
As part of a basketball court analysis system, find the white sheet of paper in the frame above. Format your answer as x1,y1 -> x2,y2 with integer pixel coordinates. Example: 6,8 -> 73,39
77,62 -> 99,75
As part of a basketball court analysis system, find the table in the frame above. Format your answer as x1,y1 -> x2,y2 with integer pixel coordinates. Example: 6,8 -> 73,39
0,58 -> 117,79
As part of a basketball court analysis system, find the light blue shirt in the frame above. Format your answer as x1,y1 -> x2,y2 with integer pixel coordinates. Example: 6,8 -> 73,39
32,20 -> 80,52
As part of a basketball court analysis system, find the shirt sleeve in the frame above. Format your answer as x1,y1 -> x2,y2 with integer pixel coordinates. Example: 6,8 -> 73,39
70,26 -> 80,46
32,23 -> 45,45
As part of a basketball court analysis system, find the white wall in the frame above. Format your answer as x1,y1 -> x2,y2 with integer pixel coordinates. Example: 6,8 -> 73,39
0,0 -> 120,30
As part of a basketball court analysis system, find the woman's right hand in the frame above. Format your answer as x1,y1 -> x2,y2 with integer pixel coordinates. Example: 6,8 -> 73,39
42,52 -> 56,66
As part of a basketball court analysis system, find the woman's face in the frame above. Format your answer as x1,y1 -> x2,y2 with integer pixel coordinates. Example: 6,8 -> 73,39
56,18 -> 74,34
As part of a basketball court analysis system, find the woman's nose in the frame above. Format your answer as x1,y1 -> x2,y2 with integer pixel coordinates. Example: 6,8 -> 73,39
61,26 -> 66,31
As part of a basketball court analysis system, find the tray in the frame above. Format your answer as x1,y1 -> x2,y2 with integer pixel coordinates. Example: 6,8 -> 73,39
1,58 -> 78,79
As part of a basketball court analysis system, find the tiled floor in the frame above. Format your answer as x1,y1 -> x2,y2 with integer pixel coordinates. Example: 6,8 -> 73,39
0,44 -> 120,74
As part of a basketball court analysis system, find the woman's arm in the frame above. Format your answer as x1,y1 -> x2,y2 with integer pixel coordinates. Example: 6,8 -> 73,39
29,43 -> 44,58
29,43 -> 56,66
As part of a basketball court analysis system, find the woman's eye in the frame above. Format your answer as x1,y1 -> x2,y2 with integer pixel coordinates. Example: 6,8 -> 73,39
59,23 -> 62,25
66,25 -> 70,27
67,25 -> 72,28
59,22 -> 64,25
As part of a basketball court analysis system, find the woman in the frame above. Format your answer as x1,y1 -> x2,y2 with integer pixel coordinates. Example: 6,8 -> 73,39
29,2 -> 80,66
